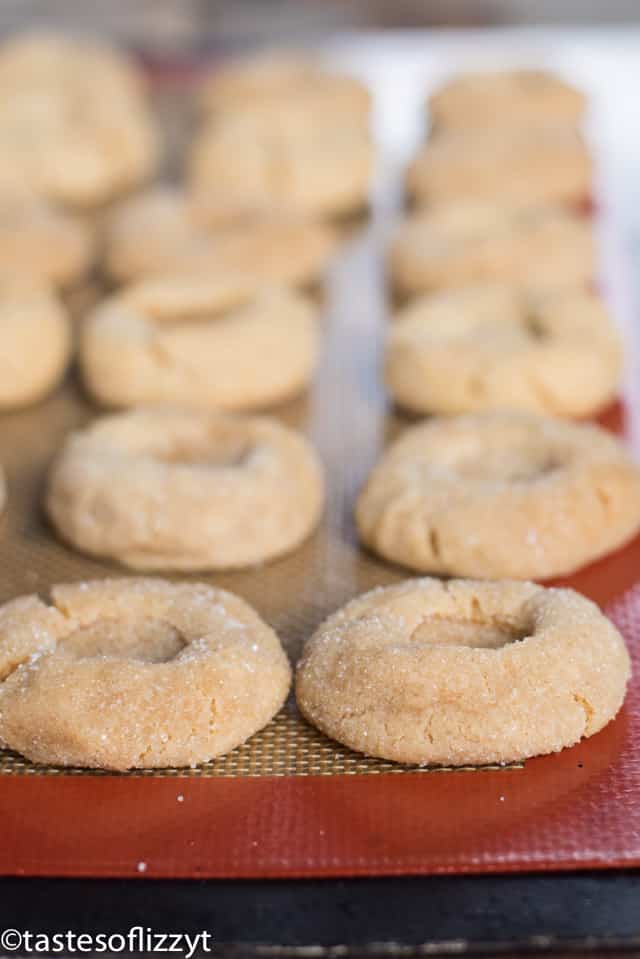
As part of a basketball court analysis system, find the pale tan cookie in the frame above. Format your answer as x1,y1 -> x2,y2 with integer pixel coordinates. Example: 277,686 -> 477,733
0,191 -> 93,287
103,186 -> 338,286
386,285 -> 622,418
389,203 -> 595,298
0,578 -> 291,770
356,411 -> 640,580
407,127 -> 592,210
296,577 -> 630,766
429,70 -> 585,135
79,276 -> 319,411
0,32 -> 157,208
0,276 -> 71,408
46,407 -> 325,570
199,52 -> 370,124
189,81 -> 373,220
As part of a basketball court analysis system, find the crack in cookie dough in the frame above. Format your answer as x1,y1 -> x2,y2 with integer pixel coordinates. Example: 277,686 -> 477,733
104,186 -> 338,286
385,285 -> 622,417
46,406 -> 325,570
0,578 -> 291,770
296,578 -> 631,766
79,276 -> 319,410
356,411 -> 640,580
389,203 -> 594,299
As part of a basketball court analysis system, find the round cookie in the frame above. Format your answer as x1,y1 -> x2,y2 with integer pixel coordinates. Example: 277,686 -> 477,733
0,578 -> 291,770
199,52 -> 370,124
385,285 -> 622,418
0,32 -> 157,208
46,407 -> 325,570
356,411 -> 640,580
296,578 -> 630,766
407,127 -> 592,210
428,70 -> 585,135
389,203 -> 595,299
0,190 -> 93,287
104,186 -> 338,286
0,276 -> 71,408
189,91 -> 373,221
79,276 -> 319,410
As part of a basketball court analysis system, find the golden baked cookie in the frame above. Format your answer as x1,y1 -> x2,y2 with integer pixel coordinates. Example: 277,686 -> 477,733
104,186 -> 338,286
46,407 -> 325,570
0,191 -> 93,287
0,578 -> 291,770
189,81 -> 373,220
199,52 -> 370,124
429,70 -> 585,135
0,277 -> 71,408
386,285 -> 622,418
296,578 -> 630,766
356,411 -> 640,580
407,127 -> 592,210
79,276 -> 319,410
0,32 -> 157,208
389,203 -> 595,299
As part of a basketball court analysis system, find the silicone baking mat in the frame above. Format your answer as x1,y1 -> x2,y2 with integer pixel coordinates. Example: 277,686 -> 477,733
2,30 -> 640,878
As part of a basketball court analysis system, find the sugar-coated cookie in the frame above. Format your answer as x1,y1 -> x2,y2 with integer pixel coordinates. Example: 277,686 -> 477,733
46,407 -> 325,570
407,127 -> 591,210
429,70 -> 585,134
79,276 -> 319,411
190,63 -> 373,220
0,578 -> 291,769
386,285 -> 622,418
104,186 -> 338,286
0,32 -> 157,207
0,276 -> 71,408
356,411 -> 640,580
389,203 -> 594,299
296,578 -> 630,765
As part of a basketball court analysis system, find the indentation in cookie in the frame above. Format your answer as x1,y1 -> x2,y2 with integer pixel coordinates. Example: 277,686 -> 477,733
60,617 -> 187,664
409,615 -> 528,650
154,434 -> 251,469
452,446 -> 561,483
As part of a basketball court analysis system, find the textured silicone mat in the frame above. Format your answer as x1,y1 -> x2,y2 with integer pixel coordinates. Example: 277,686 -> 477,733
2,35 -> 640,878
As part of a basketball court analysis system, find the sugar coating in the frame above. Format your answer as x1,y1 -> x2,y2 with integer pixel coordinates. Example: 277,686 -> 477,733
407,126 -> 591,210
190,55 -> 373,221
104,186 -> 338,287
0,275 -> 72,408
0,577 -> 291,770
0,32 -> 157,208
79,277 -> 319,411
296,577 -> 631,766
46,406 -> 325,571
385,285 -> 622,418
428,70 -> 585,135
389,203 -> 594,299
356,410 -> 640,580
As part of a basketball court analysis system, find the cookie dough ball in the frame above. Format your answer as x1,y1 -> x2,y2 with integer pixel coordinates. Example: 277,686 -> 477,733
0,578 -> 291,770
389,203 -> 595,299
199,52 -> 370,124
0,32 -> 157,208
0,277 -> 71,408
386,285 -> 622,418
407,128 -> 592,210
189,61 -> 373,220
104,186 -> 338,286
429,70 -> 585,135
356,411 -> 640,580
296,578 -> 630,766
46,407 -> 325,570
0,191 -> 93,287
79,276 -> 319,411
